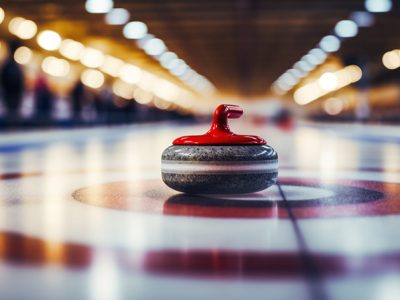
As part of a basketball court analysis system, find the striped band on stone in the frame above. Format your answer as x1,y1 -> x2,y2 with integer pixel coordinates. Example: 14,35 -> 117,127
161,160 -> 278,175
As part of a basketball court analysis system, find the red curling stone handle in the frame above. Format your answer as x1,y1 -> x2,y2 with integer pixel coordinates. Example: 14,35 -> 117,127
173,104 -> 267,145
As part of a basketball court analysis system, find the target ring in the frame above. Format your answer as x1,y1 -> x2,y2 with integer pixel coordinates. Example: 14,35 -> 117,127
72,177 -> 396,219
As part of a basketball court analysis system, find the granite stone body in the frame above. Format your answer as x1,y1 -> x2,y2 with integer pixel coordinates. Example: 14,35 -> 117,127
161,145 -> 278,194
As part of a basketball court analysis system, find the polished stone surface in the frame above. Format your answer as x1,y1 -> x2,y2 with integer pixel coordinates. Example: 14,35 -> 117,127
161,145 -> 278,194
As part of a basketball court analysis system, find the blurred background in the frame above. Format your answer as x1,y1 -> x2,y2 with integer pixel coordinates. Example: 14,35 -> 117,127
0,0 -> 399,129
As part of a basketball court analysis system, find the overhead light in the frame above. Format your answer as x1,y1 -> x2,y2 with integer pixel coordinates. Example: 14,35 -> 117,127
301,54 -> 320,66
41,56 -> 70,77
112,80 -> 135,99
85,0 -> 113,14
0,7 -> 4,24
9,18 -> 37,40
334,20 -> 358,38
170,61 -> 188,76
180,68 -> 195,81
280,72 -> 297,86
365,0 -> 392,13
319,35 -> 340,53
143,38 -> 166,56
134,88 -> 153,104
382,50 -> 400,70
288,68 -> 304,79
59,39 -> 85,61
159,51 -> 177,68
8,17 -> 24,33
294,65 -> 362,105
308,48 -> 327,64
80,48 -> 104,68
294,60 -> 313,72
100,55 -> 124,77
153,79 -> 180,100
81,69 -> 105,89
164,58 -> 181,72
37,30 -> 62,51
137,71 -> 157,92
118,64 -> 142,84
323,98 -> 344,115
14,46 -> 32,65
154,98 -> 172,110
350,11 -> 375,27
123,21 -> 147,39
105,8 -> 129,25
318,72 -> 338,91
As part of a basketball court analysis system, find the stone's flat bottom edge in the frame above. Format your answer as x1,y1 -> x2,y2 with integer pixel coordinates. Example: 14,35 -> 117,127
161,172 -> 278,194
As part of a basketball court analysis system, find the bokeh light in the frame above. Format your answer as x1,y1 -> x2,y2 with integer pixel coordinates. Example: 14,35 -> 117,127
105,8 -> 129,25
335,20 -> 358,38
319,35 -> 341,53
319,72 -> 338,91
41,56 -> 70,77
112,80 -> 135,99
365,0 -> 392,13
9,18 -> 37,40
85,0 -> 113,14
134,88 -> 153,104
309,48 -> 327,64
324,98 -> 344,115
59,39 -> 85,61
0,7 -> 4,24
350,11 -> 375,27
80,48 -> 105,68
14,46 -> 33,65
382,50 -> 400,70
37,30 -> 62,51
81,69 -> 105,89
142,38 -> 166,56
159,51 -> 178,69
100,55 -> 124,77
123,21 -> 147,39
118,64 -> 142,84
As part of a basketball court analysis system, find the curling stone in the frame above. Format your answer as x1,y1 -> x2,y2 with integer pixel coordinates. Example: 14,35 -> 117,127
161,104 -> 278,194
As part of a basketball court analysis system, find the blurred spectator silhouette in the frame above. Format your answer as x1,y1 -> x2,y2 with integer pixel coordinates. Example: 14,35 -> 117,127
71,80 -> 85,122
0,40 -> 25,121
33,74 -> 54,123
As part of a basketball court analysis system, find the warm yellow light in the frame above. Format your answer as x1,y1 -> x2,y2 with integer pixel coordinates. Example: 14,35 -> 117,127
59,39 -> 85,61
294,82 -> 321,105
137,71 -> 157,92
8,17 -> 25,35
9,17 -> 37,39
41,56 -> 70,77
153,79 -> 180,100
80,48 -> 104,68
118,64 -> 142,84
112,80 -> 135,99
14,46 -> 32,64
318,72 -> 338,92
81,69 -> 105,89
345,65 -> 362,82
15,19 -> 37,39
294,65 -> 362,106
133,88 -> 153,104
382,50 -> 400,70
154,98 -> 171,110
0,41 -> 6,61
37,30 -> 62,51
0,7 -> 4,24
100,55 -> 123,77
323,98 -> 344,115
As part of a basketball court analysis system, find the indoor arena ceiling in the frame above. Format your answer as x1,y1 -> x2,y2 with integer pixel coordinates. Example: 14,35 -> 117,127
1,0 -> 400,98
